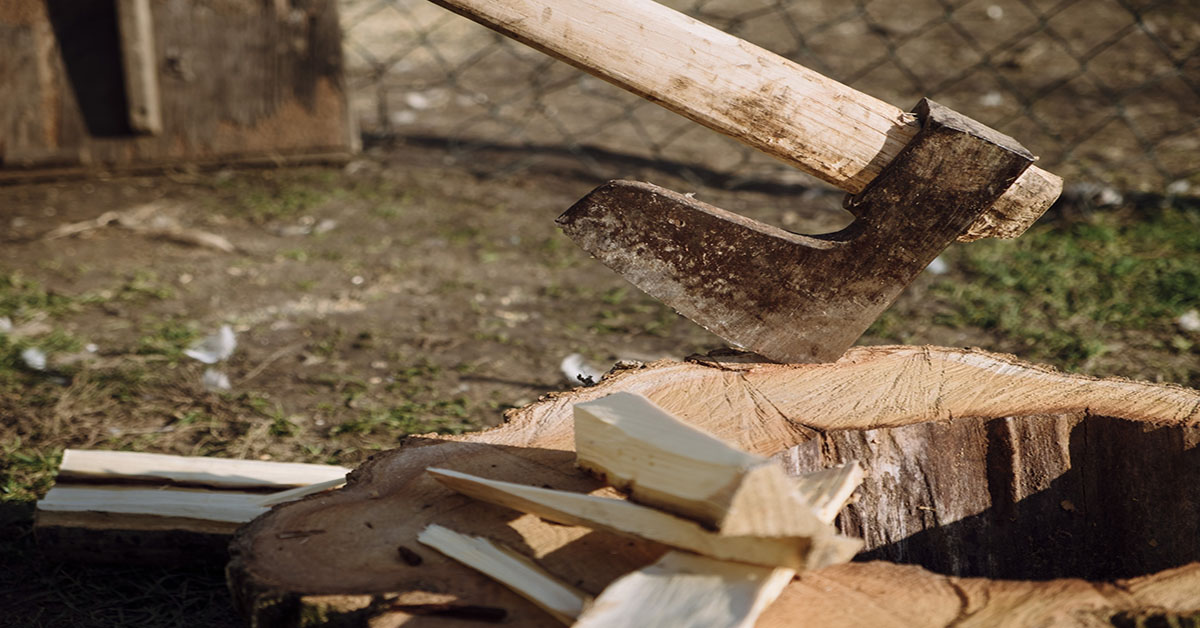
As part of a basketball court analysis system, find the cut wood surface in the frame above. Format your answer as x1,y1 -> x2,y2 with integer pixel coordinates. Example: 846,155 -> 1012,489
417,524 -> 591,625
228,346 -> 1200,627
428,0 -> 1062,240
575,550 -> 794,628
467,346 -> 1199,453
574,392 -> 826,537
427,467 -> 857,570
759,561 -> 1200,628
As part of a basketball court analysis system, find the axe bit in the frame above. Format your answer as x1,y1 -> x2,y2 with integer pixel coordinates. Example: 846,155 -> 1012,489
425,0 -> 1063,362
558,99 -> 1034,363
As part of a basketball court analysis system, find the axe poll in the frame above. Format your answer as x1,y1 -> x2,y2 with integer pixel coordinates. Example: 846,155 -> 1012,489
427,0 -> 1063,362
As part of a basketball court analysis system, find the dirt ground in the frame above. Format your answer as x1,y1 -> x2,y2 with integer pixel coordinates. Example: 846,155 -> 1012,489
0,147 -> 847,627
0,144 -> 1196,626
0,146 -> 854,456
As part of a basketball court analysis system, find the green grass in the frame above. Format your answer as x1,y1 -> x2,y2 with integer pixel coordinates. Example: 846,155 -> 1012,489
0,440 -> 61,502
114,270 -> 174,301
269,415 -> 300,438
0,273 -> 76,319
332,398 -> 471,437
0,329 -> 84,392
932,205 -> 1200,367
135,319 -> 201,361
332,360 -> 473,437
206,171 -> 347,224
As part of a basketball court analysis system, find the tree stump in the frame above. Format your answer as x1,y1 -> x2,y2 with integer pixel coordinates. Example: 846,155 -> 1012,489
227,346 -> 1200,627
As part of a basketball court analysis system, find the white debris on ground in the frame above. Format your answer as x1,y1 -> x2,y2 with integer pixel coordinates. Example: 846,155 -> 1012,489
185,325 -> 237,364
274,216 -> 337,237
184,326 -> 239,392
20,347 -> 47,371
0,316 -> 11,333
1177,309 -> 1200,333
1166,180 -> 1191,197
1062,182 -> 1123,208
926,255 -> 949,275
561,353 -> 606,386
202,369 -> 232,392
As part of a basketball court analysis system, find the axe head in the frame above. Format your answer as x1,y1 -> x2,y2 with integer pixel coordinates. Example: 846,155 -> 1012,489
556,100 -> 1035,363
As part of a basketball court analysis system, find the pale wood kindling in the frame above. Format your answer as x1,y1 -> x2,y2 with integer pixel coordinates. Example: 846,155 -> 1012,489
427,467 -> 859,570
38,486 -> 270,524
417,524 -> 592,625
574,392 -> 828,537
425,394 -> 864,625
57,449 -> 350,489
35,450 -> 351,563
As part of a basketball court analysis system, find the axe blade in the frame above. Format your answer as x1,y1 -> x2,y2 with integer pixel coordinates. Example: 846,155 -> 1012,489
556,100 -> 1034,363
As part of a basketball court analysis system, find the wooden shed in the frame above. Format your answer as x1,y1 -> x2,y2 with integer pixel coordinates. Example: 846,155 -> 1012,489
0,0 -> 357,180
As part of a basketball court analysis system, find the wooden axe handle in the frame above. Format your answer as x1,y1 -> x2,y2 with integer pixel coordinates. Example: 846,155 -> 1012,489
429,0 -> 1062,240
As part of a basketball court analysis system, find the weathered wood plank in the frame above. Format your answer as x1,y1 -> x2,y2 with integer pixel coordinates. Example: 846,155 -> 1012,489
115,0 -> 161,134
1,0 -> 355,176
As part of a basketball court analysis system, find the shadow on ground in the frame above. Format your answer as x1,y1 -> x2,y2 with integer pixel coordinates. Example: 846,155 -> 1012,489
0,502 -> 238,628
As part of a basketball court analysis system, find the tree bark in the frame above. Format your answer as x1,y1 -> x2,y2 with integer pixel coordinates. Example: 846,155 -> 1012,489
228,346 -> 1200,627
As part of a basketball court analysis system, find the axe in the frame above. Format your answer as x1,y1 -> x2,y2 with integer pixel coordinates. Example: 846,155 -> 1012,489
428,0 -> 1064,362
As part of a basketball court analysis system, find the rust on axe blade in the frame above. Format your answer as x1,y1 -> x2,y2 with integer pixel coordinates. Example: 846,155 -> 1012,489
556,99 -> 1035,363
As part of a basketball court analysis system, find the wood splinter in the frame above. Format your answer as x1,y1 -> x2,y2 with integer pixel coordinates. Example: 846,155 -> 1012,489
417,523 -> 592,625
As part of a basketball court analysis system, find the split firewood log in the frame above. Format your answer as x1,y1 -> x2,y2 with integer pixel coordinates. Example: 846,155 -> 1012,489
228,346 -> 1200,627
35,450 -> 349,565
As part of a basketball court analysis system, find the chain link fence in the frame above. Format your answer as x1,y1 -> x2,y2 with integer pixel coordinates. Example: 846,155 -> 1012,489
340,0 -> 1199,197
